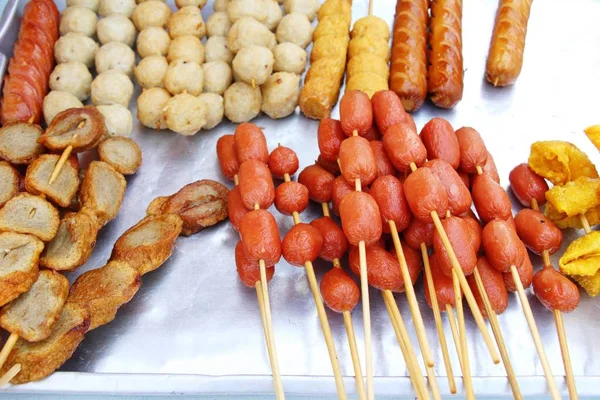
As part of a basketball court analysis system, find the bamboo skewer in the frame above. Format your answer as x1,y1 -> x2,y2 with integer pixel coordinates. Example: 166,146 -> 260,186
48,120 -> 85,184
0,333 -> 18,372
0,364 -> 20,387
452,271 -> 474,400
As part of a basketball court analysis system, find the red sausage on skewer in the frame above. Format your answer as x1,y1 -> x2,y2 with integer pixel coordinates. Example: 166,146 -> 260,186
509,163 -> 549,207
268,146 -> 299,179
238,160 -> 275,210
424,252 -> 456,308
467,256 -> 508,317
339,191 -> 382,246
425,159 -> 472,216
239,209 -> 282,266
320,267 -> 360,313
403,167 -> 449,222
318,117 -> 345,162
420,118 -> 460,169
235,240 -> 275,287
455,127 -> 488,174
369,175 -> 412,233
282,223 -> 324,267
310,216 -> 348,262
298,164 -> 336,204
404,218 -> 435,250
382,123 -> 427,173
339,135 -> 377,186
433,215 -> 477,277
234,123 -> 269,164
339,90 -> 373,137
274,181 -> 309,216
216,135 -> 240,181
371,90 -> 416,135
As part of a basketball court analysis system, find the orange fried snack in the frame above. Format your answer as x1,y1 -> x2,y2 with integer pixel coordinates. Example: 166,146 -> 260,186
545,177 -> 600,217
528,140 -> 598,186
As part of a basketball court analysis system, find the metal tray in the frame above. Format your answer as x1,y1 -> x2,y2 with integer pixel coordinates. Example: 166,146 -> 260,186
1,0 -> 600,397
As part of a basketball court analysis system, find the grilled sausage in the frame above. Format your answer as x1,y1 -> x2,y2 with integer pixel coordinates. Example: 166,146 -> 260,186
482,219 -> 526,273
471,172 -> 512,223
268,146 -> 299,179
532,266 -> 580,313
318,117 -> 345,162
320,267 -> 360,312
235,240 -> 274,287
316,154 -> 342,177
382,123 -> 427,173
310,216 -> 348,262
239,209 -> 282,266
433,215 -> 477,277
514,209 -> 563,256
468,256 -> 508,317
282,223 -> 323,266
298,164 -> 335,203
404,218 -> 434,250
339,135 -> 377,186
370,175 -> 412,233
425,159 -> 472,216
503,250 -> 533,291
339,191 -> 382,246
216,134 -> 240,181
331,174 -> 353,216
455,127 -> 488,174
274,181 -> 309,216
234,122 -> 269,164
339,90 -> 373,137
370,141 -> 396,178
371,90 -> 414,135
227,186 -> 249,232
403,167 -> 449,222
509,163 -> 549,207
238,160 -> 275,210
424,252 -> 456,308
420,117 -> 460,169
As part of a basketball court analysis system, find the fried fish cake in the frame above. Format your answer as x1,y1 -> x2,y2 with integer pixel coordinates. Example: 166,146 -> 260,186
0,303 -> 90,384
0,161 -> 20,208
0,123 -> 45,165
98,136 -> 143,175
0,270 -> 69,342
0,233 -> 44,307
25,154 -> 81,207
37,106 -> 108,152
146,196 -> 169,215
68,261 -> 141,330
110,214 -> 183,275
40,212 -> 99,272
0,193 -> 60,242
79,161 -> 126,226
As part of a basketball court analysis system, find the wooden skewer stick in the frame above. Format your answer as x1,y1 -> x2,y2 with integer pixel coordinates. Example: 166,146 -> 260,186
0,333 -> 18,371
368,0 -> 374,16
445,304 -> 463,369
0,363 -> 21,387
452,271 -> 474,400
48,145 -> 73,184
420,243 -> 457,394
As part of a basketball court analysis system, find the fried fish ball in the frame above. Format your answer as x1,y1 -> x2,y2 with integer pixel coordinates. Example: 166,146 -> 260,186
43,91 -> 84,125
54,32 -> 99,67
347,53 -> 389,81
202,61 -> 232,95
264,0 -> 282,31
227,0 -> 268,24
91,70 -> 134,107
0,124 -> 44,165
137,27 -> 171,57
283,0 -> 318,21
96,42 -> 136,76
175,0 -> 206,7
167,6 -> 206,39
0,162 -> 19,208
134,56 -> 168,89
164,93 -> 207,135
80,161 -> 127,226
60,6 -> 98,37
98,0 -> 136,17
198,93 -> 224,130
228,17 -> 276,53
0,232 -> 43,307
224,82 -> 261,123
137,87 -> 171,129
95,104 -> 133,137
132,0 -> 171,30
49,62 -> 92,101
232,45 -> 273,86
67,0 -> 99,11
164,60 -> 204,96
348,35 -> 391,62
167,35 -> 205,64
346,72 -> 388,98
25,154 -> 80,208
214,0 -> 229,11
273,42 -> 306,74
0,193 -> 60,242
204,36 -> 233,63
97,14 -> 136,47
261,72 -> 299,119
276,13 -> 313,48
351,15 -> 390,40
207,11 -> 231,37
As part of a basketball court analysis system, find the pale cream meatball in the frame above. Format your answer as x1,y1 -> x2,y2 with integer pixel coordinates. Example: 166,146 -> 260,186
164,93 -> 207,136
167,6 -> 206,40
132,1 -> 171,30
60,6 -> 98,37
97,14 -> 136,47
167,35 -> 204,65
283,0 -> 318,21
98,0 -> 136,17
213,0 -> 229,11
49,62 -> 92,101
54,32 -> 99,67
206,12 -> 231,37
223,82 -> 261,123
43,91 -> 84,125
272,42 -> 306,74
232,45 -> 273,86
164,60 -> 204,96
227,0 -> 267,24
175,0 -> 206,9
137,27 -> 171,57
276,13 -> 313,48
134,56 -> 168,89
67,0 -> 99,12
198,93 -> 224,130
137,88 -> 170,129
136,0 -> 164,3
261,72 -> 299,119
263,0 -> 282,31
96,104 -> 133,137
228,17 -> 276,53
96,42 -> 136,76
202,61 -> 232,95
91,70 -> 134,107
204,36 -> 232,63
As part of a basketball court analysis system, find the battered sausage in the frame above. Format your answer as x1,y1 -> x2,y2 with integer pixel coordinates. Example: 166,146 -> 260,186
424,252 -> 455,308
318,117 -> 345,162
503,251 -> 533,291
339,135 -> 377,186
420,118 -> 460,169
282,223 -> 323,266
239,209 -> 281,265
370,141 -> 396,178
404,218 -> 434,250
514,209 -> 563,256
339,90 -> 373,137
320,268 -> 360,312
532,266 -> 580,313
456,127 -> 488,173
468,256 -> 508,317
268,146 -> 299,179
310,216 -> 348,262
339,191 -> 382,246
471,172 -> 512,223
370,175 -> 412,233
482,219 -> 527,273
238,160 -> 275,210
216,134 -> 240,181
403,167 -> 449,222
509,163 -> 549,207
382,123 -> 427,173
234,123 -> 268,164
316,155 -> 341,177
235,240 -> 274,287
486,0 -> 533,87
425,159 -> 472,216
275,181 -> 309,216
227,186 -> 249,232
331,175 -> 352,216
298,164 -> 335,203
433,215 -> 477,277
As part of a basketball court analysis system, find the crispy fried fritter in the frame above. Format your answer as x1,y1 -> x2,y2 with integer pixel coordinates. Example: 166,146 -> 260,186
110,214 -> 182,275
98,137 -> 142,175
25,154 -> 81,208
0,303 -> 90,384
0,270 -> 69,342
68,261 -> 141,330
0,233 -> 44,307
37,106 -> 107,152
146,196 -> 169,216
0,122 -> 44,164
79,161 -> 126,226
0,193 -> 60,242
0,161 -> 20,208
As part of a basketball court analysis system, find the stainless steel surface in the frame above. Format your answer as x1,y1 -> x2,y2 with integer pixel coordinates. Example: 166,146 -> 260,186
2,0 -> 600,397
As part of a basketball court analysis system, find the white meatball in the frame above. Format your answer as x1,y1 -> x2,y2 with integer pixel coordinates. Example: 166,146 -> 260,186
260,72 -> 299,119
264,0 -> 282,31
97,14 -> 136,47
43,91 -> 84,125
167,6 -> 206,40
96,42 -> 136,76
227,0 -> 267,24
213,0 -> 229,12
54,32 -> 99,67
49,62 -> 92,101
60,6 -> 98,37
92,71 -> 134,107
136,0 -> 164,3
283,0 -> 318,21
206,12 -> 231,37
205,36 -> 232,63
228,17 -> 276,53
202,61 -> 232,95
272,42 -> 306,74
67,0 -> 99,12
165,60 -> 204,96
232,45 -> 273,86
134,56 -> 168,88
175,0 -> 206,9
276,13 -> 313,48
137,87 -> 170,129
198,93 -> 224,130
96,104 -> 133,137
223,82 -> 261,123
164,93 -> 207,136
137,27 -> 171,57
98,0 -> 136,17
167,36 -> 205,65
132,1 -> 171,30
